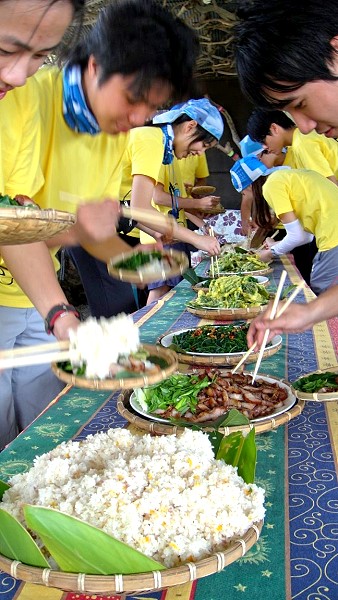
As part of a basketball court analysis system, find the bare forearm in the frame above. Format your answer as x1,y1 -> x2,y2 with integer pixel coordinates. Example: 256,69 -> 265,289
1,243 -> 69,318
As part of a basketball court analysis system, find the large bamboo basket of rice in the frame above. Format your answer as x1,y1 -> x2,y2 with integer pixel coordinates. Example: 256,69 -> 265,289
0,207 -> 76,244
291,365 -> 338,401
51,344 -> 178,390
0,520 -> 263,594
107,248 -> 189,284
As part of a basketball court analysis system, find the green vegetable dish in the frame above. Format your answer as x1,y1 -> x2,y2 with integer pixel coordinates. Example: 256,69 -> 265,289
114,251 -> 163,270
0,193 -> 37,209
212,247 -> 268,274
172,324 -> 251,354
188,275 -> 270,309
293,371 -> 338,393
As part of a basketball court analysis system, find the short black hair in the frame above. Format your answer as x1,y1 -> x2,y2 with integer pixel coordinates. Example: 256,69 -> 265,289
69,0 -> 199,102
247,109 -> 295,143
234,0 -> 338,108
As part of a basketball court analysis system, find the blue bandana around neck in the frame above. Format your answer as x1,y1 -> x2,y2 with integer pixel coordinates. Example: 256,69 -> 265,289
160,124 -> 174,165
62,63 -> 101,135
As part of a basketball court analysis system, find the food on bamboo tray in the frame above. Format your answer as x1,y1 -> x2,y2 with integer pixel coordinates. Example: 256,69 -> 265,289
108,248 -> 188,283
210,246 -> 269,274
188,275 -> 270,309
61,314 -> 160,379
1,428 -> 265,569
0,193 -> 38,208
133,369 -> 295,423
292,371 -> 338,393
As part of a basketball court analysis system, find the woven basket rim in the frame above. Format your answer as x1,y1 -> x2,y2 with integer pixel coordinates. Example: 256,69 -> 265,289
117,374 -> 305,435
206,267 -> 273,277
0,208 -> 76,244
51,344 -> 178,390
191,185 -> 216,196
291,365 -> 338,401
107,248 -> 189,284
158,328 -> 282,366
0,522 -> 263,594
186,304 -> 266,321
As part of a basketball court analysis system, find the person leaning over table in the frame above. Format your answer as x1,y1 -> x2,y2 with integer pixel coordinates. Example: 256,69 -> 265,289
247,109 -> 338,186
231,155 -> 338,296
68,99 -> 221,316
233,0 -> 338,340
123,99 -> 223,303
0,0 -> 199,450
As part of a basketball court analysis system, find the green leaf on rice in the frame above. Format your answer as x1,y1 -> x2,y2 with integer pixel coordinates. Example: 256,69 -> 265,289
24,506 -> 165,575
216,429 -> 257,484
0,479 -> 10,500
0,508 -> 49,567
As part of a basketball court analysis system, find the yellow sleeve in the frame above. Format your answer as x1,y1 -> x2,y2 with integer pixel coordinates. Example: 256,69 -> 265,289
130,127 -> 164,182
195,154 -> 209,179
0,81 -> 44,198
292,130 -> 334,178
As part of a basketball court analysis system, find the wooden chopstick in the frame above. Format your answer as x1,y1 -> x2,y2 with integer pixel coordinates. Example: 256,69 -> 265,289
59,191 -> 175,233
209,226 -> 220,276
0,349 -> 72,370
257,229 -> 279,252
251,269 -> 287,382
231,279 -> 306,374
0,340 -> 69,358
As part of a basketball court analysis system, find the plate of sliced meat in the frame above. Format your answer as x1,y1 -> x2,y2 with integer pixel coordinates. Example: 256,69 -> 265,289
129,369 -> 297,425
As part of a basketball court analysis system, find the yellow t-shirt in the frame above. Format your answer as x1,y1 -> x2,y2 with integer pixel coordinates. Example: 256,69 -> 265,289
262,169 -> 338,251
284,129 -> 338,178
0,66 -> 129,308
140,157 -> 187,243
119,127 -> 165,239
179,154 -> 209,189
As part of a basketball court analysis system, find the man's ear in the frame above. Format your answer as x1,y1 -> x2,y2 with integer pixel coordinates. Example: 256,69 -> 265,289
270,123 -> 279,136
87,55 -> 99,80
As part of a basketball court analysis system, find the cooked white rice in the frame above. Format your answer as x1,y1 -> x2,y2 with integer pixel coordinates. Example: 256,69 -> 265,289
2,429 -> 265,568
69,313 -> 140,379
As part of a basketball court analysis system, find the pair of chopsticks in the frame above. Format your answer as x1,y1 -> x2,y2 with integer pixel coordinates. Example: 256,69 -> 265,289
232,274 -> 306,378
59,191 -> 175,234
0,340 -> 72,370
209,226 -> 220,277
257,230 -> 279,252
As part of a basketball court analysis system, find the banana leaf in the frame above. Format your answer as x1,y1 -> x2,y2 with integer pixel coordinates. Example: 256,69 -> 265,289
0,508 -> 49,567
24,505 -> 165,575
0,480 -> 10,501
216,429 -> 256,484
182,267 -> 206,286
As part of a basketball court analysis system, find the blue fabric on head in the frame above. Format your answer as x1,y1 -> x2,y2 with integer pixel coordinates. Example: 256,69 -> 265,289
160,124 -> 174,165
63,63 -> 101,135
153,98 -> 224,141
240,135 -> 264,157
230,156 -> 290,192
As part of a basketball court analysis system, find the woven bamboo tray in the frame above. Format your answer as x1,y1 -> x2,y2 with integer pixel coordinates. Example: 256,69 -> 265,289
0,207 -> 75,244
191,185 -> 216,196
186,304 -> 267,321
107,248 -> 189,284
196,205 -> 226,215
117,383 -> 305,436
158,328 -> 282,367
0,520 -> 263,594
51,344 -> 178,390
291,365 -> 338,402
207,267 -> 273,277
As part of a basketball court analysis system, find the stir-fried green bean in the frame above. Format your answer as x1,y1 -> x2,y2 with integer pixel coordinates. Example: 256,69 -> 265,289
172,324 -> 250,354
213,248 -> 268,273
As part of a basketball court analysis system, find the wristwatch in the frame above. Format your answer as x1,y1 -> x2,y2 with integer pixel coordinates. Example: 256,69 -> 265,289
270,246 -> 279,258
45,303 -> 80,335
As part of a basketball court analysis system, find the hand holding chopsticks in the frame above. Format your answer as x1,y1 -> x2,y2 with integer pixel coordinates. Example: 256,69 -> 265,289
231,276 -> 306,375
257,230 -> 279,252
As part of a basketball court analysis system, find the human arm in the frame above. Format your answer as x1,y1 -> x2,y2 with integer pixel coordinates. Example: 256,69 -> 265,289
258,212 -> 314,262
153,185 -> 220,211
44,199 -> 121,248
0,244 -> 80,339
247,285 -> 338,347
